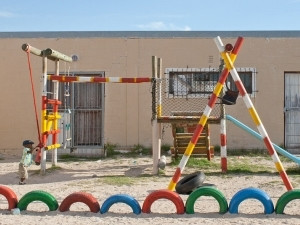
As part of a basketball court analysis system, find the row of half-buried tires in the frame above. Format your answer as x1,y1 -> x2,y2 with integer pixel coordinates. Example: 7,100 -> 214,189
1,184 -> 300,214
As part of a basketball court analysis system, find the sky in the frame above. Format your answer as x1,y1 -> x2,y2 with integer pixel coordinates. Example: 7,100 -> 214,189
1,0 -> 300,32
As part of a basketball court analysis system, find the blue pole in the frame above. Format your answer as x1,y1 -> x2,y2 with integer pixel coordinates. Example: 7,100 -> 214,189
226,114 -> 300,165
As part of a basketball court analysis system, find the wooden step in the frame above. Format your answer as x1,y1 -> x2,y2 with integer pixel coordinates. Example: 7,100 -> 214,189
171,120 -> 212,160
175,141 -> 207,147
171,146 -> 214,158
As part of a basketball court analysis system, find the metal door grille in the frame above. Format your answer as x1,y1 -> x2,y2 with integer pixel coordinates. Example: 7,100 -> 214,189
47,72 -> 104,154
284,72 -> 300,152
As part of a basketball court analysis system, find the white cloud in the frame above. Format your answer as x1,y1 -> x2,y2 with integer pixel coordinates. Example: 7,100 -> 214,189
137,21 -> 191,31
0,11 -> 16,18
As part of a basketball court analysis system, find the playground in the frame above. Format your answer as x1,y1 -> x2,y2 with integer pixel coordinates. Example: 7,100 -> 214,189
0,153 -> 300,225
1,35 -> 300,224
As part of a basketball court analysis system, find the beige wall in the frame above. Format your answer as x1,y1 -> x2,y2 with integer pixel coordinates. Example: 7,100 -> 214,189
1,33 -> 300,154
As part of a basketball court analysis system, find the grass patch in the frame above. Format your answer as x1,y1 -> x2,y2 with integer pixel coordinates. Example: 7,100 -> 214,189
99,176 -> 138,186
121,145 -> 152,157
225,156 -> 274,174
227,148 -> 270,157
286,166 -> 300,174
105,143 -> 119,157
227,161 -> 272,174
171,157 -> 219,170
171,155 -> 274,174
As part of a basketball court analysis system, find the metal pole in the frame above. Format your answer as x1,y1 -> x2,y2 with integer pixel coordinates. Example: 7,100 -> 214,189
226,114 -> 300,165
52,60 -> 60,166
41,51 -> 48,174
152,56 -> 160,174
157,57 -> 163,167
219,59 -> 227,172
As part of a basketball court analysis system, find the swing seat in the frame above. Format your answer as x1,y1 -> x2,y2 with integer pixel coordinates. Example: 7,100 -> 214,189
221,90 -> 239,105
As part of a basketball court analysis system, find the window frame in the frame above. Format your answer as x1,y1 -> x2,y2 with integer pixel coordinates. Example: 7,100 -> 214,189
165,67 -> 256,98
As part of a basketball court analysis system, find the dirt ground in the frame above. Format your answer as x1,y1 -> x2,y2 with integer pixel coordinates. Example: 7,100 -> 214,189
0,153 -> 300,225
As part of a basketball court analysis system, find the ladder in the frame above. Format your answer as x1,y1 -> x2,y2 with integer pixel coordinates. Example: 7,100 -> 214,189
171,122 -> 214,160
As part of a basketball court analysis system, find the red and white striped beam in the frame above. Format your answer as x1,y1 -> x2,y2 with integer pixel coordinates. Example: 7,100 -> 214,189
48,75 -> 152,83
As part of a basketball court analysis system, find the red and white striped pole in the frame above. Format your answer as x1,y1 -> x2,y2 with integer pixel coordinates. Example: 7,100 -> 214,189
220,118 -> 227,172
167,37 -> 244,191
215,36 -> 293,191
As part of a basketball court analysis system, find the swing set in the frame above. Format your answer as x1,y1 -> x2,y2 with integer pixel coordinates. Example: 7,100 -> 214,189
22,44 -> 153,173
22,43 -> 72,172
22,41 -> 242,175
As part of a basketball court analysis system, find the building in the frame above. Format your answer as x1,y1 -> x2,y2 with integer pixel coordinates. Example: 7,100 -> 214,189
1,31 -> 300,156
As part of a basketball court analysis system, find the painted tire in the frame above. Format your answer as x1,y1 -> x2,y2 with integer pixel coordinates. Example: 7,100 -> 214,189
59,192 -> 100,213
142,189 -> 185,214
229,187 -> 274,214
185,186 -> 228,214
100,194 -> 141,215
175,171 -> 206,194
17,190 -> 58,211
0,185 -> 18,210
275,189 -> 300,214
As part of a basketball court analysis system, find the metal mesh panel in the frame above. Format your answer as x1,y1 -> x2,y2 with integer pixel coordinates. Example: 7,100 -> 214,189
156,71 -> 223,120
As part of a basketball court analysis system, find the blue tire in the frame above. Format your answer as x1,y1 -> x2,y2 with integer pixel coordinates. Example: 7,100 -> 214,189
229,187 -> 274,214
100,194 -> 141,215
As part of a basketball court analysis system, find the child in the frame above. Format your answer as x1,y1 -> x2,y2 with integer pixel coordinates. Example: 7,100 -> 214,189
19,140 -> 37,185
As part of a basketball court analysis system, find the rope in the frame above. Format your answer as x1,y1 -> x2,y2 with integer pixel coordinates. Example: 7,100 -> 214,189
26,50 -> 42,146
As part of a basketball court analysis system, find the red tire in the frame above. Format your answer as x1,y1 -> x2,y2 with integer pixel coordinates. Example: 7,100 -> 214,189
59,192 -> 100,213
142,189 -> 185,214
0,185 -> 18,210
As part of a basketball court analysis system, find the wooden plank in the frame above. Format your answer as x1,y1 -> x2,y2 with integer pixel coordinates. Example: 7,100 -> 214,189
173,146 -> 214,157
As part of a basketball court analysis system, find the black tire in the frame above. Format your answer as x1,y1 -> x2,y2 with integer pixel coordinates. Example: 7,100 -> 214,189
175,171 -> 206,195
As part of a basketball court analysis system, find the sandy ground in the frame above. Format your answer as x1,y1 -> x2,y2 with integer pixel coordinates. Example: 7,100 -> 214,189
0,153 -> 300,225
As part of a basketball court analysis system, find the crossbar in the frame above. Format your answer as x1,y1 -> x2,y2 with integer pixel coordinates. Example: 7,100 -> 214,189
48,75 -> 152,83
22,43 -> 72,62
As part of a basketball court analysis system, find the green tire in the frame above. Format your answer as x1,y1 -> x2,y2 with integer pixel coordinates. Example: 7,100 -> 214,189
17,190 -> 58,211
185,186 -> 228,214
275,189 -> 300,214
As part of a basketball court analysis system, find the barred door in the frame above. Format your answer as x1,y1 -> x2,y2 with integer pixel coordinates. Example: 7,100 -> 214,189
48,72 -> 104,155
284,73 -> 300,153
73,80 -> 103,147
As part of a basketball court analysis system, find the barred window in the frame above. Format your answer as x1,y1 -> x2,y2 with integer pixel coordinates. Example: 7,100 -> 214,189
166,68 -> 256,98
